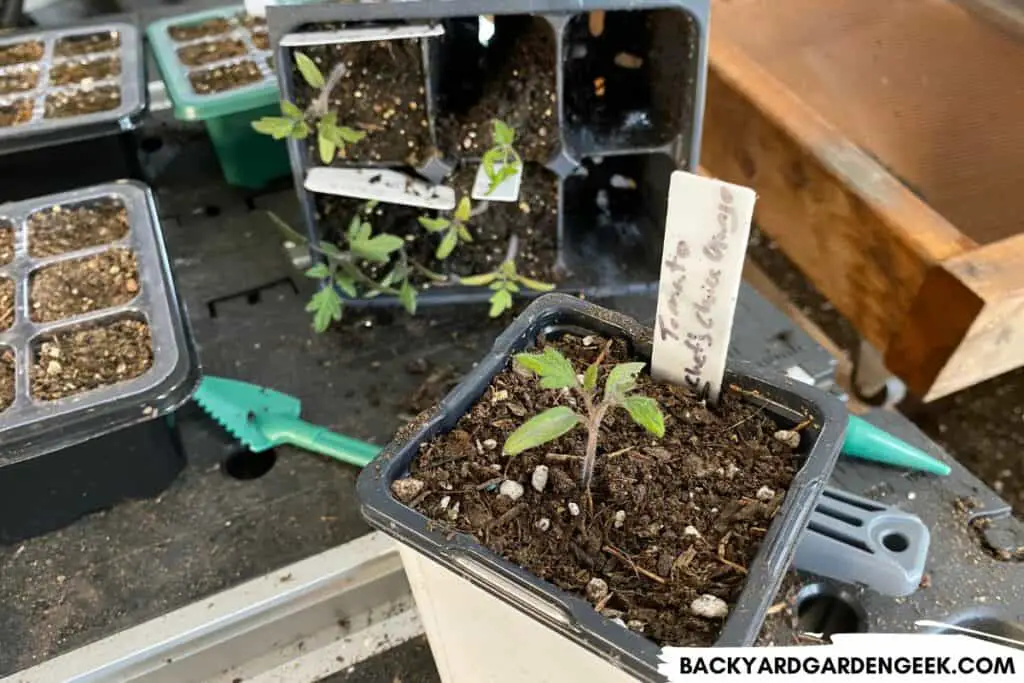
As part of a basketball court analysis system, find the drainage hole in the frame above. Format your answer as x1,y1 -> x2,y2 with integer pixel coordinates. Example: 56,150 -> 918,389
222,450 -> 277,480
882,532 -> 909,553
795,584 -> 867,640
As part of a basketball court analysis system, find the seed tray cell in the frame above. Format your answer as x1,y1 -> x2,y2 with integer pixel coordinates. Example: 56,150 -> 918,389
0,23 -> 143,152
0,182 -> 197,461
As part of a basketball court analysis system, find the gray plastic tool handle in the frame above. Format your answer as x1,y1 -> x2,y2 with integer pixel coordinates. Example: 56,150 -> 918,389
795,487 -> 930,597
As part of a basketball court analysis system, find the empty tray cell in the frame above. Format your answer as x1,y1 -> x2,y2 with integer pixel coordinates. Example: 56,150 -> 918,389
563,9 -> 698,154
0,40 -> 44,68
444,162 -> 559,282
54,31 -> 121,58
562,153 -> 674,286
48,56 -> 121,87
0,65 -> 39,96
189,60 -> 262,94
30,249 -> 139,324
44,85 -> 122,119
0,99 -> 32,128
251,31 -> 270,51
168,18 -> 232,43
30,317 -> 153,401
28,197 -> 129,258
290,32 -> 431,165
0,220 -> 12,265
177,38 -> 249,67
0,347 -> 13,414
433,16 -> 557,163
0,277 -> 12,332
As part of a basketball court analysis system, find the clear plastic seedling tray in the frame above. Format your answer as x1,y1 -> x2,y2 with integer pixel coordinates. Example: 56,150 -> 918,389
0,181 -> 198,462
0,22 -> 145,155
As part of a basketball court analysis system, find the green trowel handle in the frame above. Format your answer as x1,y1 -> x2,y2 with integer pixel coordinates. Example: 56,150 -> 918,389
256,414 -> 380,468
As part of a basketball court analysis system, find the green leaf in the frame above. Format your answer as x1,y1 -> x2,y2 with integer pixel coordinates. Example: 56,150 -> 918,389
304,263 -> 330,279
418,216 -> 450,232
318,129 -> 337,164
515,274 -> 555,292
321,111 -> 338,127
251,116 -> 296,140
457,224 -> 473,243
455,196 -> 472,222
294,52 -> 324,89
503,406 -> 581,456
281,100 -> 303,120
605,362 -> 646,403
337,126 -> 366,144
334,275 -> 357,298
493,119 -> 515,146
353,234 -> 404,263
436,229 -> 458,260
514,347 -> 578,390
293,120 -> 311,139
583,362 -> 599,392
488,288 -> 513,317
399,280 -> 417,315
481,148 -> 504,179
621,396 -> 665,438
308,287 -> 342,333
353,221 -> 372,244
486,163 -> 520,195
504,281 -> 520,293
459,272 -> 497,286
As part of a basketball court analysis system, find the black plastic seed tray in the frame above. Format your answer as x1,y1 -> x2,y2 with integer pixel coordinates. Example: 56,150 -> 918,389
267,0 -> 709,310
357,294 -> 847,680
0,181 -> 199,544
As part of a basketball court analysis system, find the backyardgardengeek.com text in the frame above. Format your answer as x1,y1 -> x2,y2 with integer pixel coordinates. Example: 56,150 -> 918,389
674,655 -> 1016,676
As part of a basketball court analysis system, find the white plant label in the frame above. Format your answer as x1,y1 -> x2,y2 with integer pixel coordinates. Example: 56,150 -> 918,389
650,171 -> 757,404
470,162 -> 523,203
304,167 -> 456,211
280,24 -> 445,48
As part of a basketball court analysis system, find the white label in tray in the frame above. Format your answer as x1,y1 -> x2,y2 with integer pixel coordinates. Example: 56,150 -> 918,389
304,167 -> 456,211
470,162 -> 523,203
650,171 -> 757,404
280,24 -> 445,48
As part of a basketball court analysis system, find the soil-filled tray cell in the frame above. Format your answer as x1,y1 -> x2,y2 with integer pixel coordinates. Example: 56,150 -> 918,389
432,15 -> 558,163
54,31 -> 121,58
0,41 -> 44,68
250,31 -> 270,51
0,67 -> 39,96
0,99 -> 32,128
30,249 -> 139,324
409,332 -> 799,647
30,318 -> 154,401
0,221 -> 13,265
563,9 -> 697,154
177,38 -> 249,68
290,31 -> 432,166
44,85 -> 122,119
28,197 -> 129,258
168,18 -> 233,43
239,13 -> 267,32
0,277 -> 12,332
561,153 -> 674,285
189,60 -> 263,94
0,347 -> 13,413
48,56 -> 121,87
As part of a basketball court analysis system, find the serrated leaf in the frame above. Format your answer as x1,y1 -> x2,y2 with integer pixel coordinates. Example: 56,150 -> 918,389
583,362 -> 599,391
399,280 -> 417,315
605,362 -> 646,403
459,272 -> 497,286
337,126 -> 366,144
308,287 -> 342,333
436,229 -> 458,260
281,100 -> 303,120
318,129 -> 337,164
294,52 -> 324,89
455,196 -> 472,222
621,395 -> 665,438
353,234 -> 404,263
418,216 -> 450,232
251,117 -> 296,140
515,274 -> 555,292
503,406 -> 580,456
489,288 -> 513,317
514,347 -> 578,389
304,263 -> 330,279
334,275 -> 357,298
493,119 -> 515,146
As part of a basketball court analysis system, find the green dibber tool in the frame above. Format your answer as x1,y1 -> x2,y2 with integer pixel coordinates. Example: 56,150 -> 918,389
844,414 -> 950,476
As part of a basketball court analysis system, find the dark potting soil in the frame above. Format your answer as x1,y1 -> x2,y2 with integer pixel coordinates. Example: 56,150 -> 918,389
0,99 -> 32,128
407,334 -> 800,647
43,85 -> 121,119
31,319 -> 153,401
168,18 -> 232,43
0,277 -> 12,332
30,249 -> 139,324
54,32 -> 120,58
0,67 -> 38,95
445,163 -> 560,282
28,198 -> 129,258
251,31 -> 270,51
0,41 -> 44,68
48,57 -> 120,87
189,61 -> 262,94
0,348 -> 13,413
436,17 -> 558,163
177,39 -> 248,67
0,222 -> 13,265
291,37 -> 432,165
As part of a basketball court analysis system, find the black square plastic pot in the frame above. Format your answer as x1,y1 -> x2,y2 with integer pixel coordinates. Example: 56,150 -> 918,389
357,294 -> 847,680
267,0 -> 709,312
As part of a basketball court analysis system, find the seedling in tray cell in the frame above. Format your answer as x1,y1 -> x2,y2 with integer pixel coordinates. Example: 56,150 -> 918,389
457,235 -> 554,317
476,119 -> 523,200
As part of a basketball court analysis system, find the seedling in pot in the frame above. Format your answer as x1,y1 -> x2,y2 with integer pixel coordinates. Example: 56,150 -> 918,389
418,196 -> 474,260
473,119 -> 524,202
503,344 -> 665,492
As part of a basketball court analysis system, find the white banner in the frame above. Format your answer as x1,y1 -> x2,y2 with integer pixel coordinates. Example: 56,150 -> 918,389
659,630 -> 1024,682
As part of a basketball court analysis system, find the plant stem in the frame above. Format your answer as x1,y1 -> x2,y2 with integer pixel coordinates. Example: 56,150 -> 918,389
580,402 -> 609,491
311,62 -> 348,117
470,201 -> 491,218
504,234 -> 520,263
